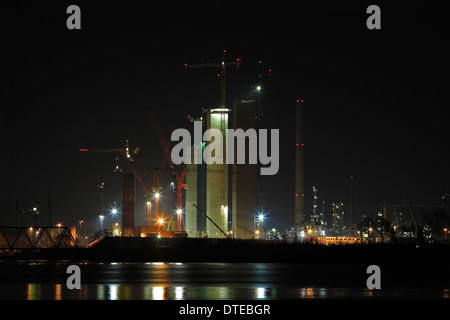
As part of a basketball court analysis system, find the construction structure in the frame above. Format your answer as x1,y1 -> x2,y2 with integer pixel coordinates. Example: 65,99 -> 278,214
205,108 -> 229,238
232,100 -> 259,239
184,51 -> 242,238
184,114 -> 207,238
122,173 -> 136,236
184,147 -> 198,237
295,98 -> 305,237
79,140 -> 141,237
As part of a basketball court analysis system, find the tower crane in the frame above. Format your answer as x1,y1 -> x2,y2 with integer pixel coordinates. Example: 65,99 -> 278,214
185,50 -> 241,235
147,111 -> 188,232
79,140 -> 154,225
184,50 -> 242,108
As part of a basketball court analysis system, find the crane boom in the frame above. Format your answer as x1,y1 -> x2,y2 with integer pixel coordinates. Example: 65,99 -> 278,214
185,50 -> 242,107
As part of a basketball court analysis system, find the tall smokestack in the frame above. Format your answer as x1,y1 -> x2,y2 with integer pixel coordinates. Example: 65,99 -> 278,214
295,98 -> 305,236
122,173 -> 136,236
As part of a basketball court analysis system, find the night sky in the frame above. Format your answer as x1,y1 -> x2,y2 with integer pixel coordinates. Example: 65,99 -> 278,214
2,1 -> 449,232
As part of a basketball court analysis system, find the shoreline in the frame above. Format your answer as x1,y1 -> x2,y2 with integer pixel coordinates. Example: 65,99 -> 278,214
1,237 -> 449,265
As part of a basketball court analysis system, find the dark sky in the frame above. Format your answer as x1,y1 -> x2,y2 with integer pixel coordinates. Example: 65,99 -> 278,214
2,1 -> 449,231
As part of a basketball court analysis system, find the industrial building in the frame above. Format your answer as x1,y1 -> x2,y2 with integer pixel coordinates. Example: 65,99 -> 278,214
232,100 -> 259,239
331,202 -> 346,236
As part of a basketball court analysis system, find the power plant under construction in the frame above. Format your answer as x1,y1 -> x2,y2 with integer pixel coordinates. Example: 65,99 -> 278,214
73,52 -> 307,242
89,98 -> 306,241
1,51 -> 327,261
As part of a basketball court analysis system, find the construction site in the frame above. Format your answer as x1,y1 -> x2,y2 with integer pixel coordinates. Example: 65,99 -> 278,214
0,50 -> 294,252
3,43 -> 449,261
72,51 -> 306,243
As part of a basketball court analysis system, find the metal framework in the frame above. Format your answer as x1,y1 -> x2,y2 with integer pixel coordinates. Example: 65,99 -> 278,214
0,226 -> 77,249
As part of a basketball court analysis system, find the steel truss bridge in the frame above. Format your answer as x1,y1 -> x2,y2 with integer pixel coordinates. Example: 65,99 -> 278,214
0,226 -> 77,249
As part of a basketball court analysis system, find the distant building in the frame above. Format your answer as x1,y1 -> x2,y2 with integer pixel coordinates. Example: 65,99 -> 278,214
331,203 -> 345,236
310,187 -> 326,231
311,187 -> 319,227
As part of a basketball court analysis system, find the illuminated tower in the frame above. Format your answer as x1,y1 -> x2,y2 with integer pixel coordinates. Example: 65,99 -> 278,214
295,98 -> 305,236
205,108 -> 229,238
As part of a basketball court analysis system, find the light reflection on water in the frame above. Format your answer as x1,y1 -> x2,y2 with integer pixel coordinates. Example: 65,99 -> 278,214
21,283 -> 450,300
2,262 -> 449,300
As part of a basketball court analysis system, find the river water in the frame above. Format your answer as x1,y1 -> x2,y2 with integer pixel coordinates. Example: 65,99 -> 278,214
0,261 -> 449,300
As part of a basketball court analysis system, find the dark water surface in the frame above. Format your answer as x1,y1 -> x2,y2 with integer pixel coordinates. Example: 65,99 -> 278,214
0,261 -> 449,300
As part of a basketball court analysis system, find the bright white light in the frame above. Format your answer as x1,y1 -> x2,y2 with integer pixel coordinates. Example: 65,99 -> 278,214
176,209 -> 182,215
155,192 -> 160,199
175,286 -> 184,300
258,214 -> 264,221
111,208 -> 118,215
256,86 -> 261,91
153,287 -> 164,300
257,287 -> 265,299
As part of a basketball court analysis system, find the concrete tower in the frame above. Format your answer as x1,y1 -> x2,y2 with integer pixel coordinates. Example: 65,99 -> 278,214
122,173 -> 136,236
205,108 -> 229,238
232,100 -> 258,239
295,98 -> 305,236
185,146 -> 199,237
